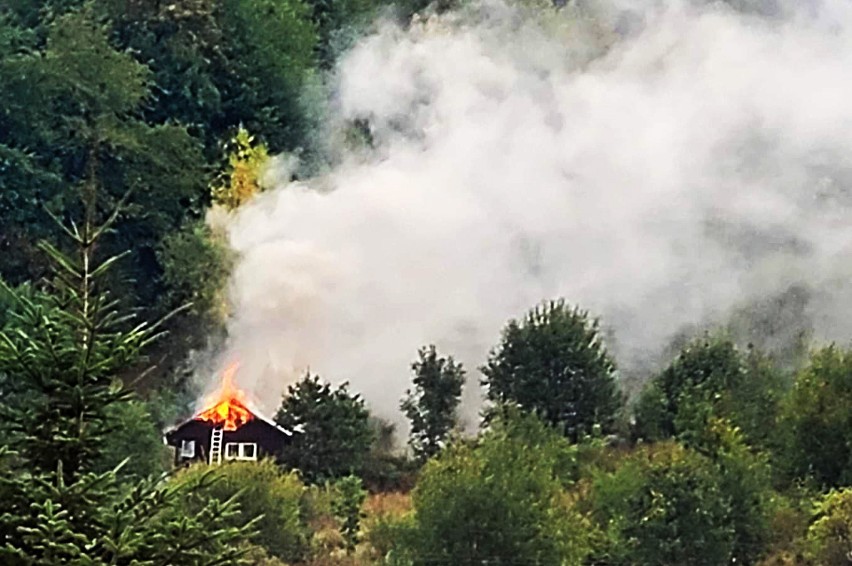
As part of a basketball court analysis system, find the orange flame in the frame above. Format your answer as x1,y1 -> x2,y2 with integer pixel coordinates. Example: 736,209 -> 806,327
195,362 -> 254,431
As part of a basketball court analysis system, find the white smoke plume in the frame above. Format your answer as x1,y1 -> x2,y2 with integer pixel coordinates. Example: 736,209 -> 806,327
214,0 -> 852,425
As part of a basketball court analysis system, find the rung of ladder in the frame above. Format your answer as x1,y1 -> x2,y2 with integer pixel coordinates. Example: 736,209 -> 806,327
209,427 -> 224,465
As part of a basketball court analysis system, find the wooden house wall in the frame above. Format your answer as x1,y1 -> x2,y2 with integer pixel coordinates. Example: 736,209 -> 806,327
165,418 -> 290,465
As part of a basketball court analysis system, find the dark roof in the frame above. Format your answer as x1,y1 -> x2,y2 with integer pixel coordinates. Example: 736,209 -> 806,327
163,403 -> 295,438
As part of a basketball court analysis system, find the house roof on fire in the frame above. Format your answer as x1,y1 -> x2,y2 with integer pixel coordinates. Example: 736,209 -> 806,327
163,404 -> 295,437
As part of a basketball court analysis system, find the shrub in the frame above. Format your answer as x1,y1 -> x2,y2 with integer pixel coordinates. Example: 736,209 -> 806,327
361,492 -> 413,560
333,475 -> 367,554
591,443 -> 736,565
400,411 -> 591,565
805,488 -> 852,566
172,460 -> 309,562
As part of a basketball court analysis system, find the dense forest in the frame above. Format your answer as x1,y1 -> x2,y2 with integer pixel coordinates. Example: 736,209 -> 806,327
1,0 -> 851,565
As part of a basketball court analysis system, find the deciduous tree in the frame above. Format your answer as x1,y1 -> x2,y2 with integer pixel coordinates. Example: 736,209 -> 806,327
634,335 -> 786,451
805,488 -> 852,566
276,373 -> 375,482
399,410 -> 591,565
401,345 -> 465,461
482,299 -> 623,441
591,442 -> 735,566
780,345 -> 852,488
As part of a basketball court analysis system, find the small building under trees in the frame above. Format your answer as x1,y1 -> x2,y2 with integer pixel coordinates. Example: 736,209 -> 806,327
164,366 -> 294,465
165,408 -> 293,466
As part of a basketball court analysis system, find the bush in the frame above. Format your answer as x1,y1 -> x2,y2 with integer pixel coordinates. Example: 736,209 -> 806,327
361,492 -> 413,560
591,442 -> 736,566
399,411 -> 591,565
757,490 -> 812,566
592,429 -> 772,565
172,460 -> 309,562
805,488 -> 852,566
332,475 -> 367,554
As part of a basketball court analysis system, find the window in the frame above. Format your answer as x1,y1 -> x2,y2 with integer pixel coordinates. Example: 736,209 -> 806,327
224,442 -> 258,461
179,439 -> 195,458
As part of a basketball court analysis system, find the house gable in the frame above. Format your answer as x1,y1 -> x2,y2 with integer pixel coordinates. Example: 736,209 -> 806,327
165,411 -> 293,466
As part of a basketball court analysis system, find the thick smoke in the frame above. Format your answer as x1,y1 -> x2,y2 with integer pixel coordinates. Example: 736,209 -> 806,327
215,0 -> 852,423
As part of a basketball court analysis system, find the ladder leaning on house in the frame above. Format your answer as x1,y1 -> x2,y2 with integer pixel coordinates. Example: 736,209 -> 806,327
209,427 -> 224,465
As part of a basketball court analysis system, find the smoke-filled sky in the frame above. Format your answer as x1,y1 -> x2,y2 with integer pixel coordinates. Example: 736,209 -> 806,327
214,0 -> 852,424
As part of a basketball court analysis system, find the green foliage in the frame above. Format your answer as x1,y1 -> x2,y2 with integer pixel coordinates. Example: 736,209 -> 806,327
804,488 -> 852,566
723,348 -> 788,450
635,335 -> 744,441
219,0 -> 318,149
0,0 -> 353,351
589,426 -> 772,566
0,143 -> 62,283
172,460 -> 310,562
46,8 -> 149,115
634,335 -> 786,451
102,0 -> 318,153
93,400 -> 171,482
361,492 -> 414,561
276,372 -> 376,482
591,442 -> 735,566
400,411 -> 590,565
779,345 -> 852,488
634,340 -> 777,564
0,6 -> 208,306
482,299 -> 623,441
360,418 -> 418,492
0,280 -> 41,333
0,212 -> 251,562
699,419 -> 773,564
2,3 -> 852,564
401,345 -> 465,462
159,221 -> 233,326
0,454 -> 254,565
0,10 -> 33,52
305,0 -> 384,66
0,242 -> 157,480
100,0 -> 225,143
333,475 -> 367,554
367,512 -> 416,564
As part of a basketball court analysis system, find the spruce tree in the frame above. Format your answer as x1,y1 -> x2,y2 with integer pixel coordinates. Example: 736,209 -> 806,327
0,183 -> 253,563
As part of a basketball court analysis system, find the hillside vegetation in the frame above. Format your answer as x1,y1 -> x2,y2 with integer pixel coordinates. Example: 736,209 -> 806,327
0,1 -> 850,565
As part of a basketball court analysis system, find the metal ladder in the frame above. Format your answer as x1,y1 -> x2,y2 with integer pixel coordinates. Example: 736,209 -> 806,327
209,427 -> 224,465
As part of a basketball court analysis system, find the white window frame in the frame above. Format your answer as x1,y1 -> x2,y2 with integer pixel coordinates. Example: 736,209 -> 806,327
179,439 -> 195,458
224,442 -> 258,461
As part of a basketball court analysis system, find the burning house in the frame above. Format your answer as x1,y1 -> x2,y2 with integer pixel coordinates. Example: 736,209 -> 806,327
164,364 -> 293,466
